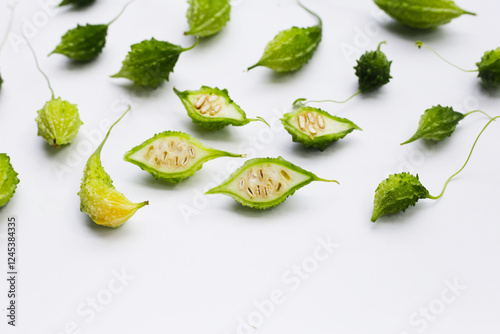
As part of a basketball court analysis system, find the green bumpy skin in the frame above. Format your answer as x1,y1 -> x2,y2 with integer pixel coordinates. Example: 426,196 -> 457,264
174,86 -> 268,130
373,0 -> 475,29
371,172 -> 430,222
476,48 -> 500,89
402,105 -> 465,145
354,42 -> 392,92
281,107 -> 361,151
59,0 -> 96,6
185,0 -> 231,37
0,154 -> 19,208
248,4 -> 322,73
50,24 -> 108,61
206,157 -> 338,209
112,38 -> 195,89
35,97 -> 83,148
79,111 -> 148,228
124,131 -> 245,183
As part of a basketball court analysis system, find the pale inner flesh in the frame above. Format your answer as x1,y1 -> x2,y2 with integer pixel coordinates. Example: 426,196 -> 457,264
129,137 -> 210,172
289,111 -> 352,137
189,94 -> 244,121
224,163 -> 310,203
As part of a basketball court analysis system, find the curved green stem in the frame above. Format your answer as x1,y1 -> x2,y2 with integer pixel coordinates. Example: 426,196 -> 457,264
377,41 -> 386,52
295,90 -> 361,107
0,3 -> 17,56
297,1 -> 322,28
182,37 -> 199,52
96,106 -> 131,155
24,37 -> 55,100
315,178 -> 340,184
428,115 -> 500,200
415,41 -> 478,73
107,0 -> 135,26
463,109 -> 494,120
249,116 -> 270,127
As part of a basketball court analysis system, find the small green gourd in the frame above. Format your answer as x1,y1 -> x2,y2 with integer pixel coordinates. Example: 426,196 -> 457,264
26,39 -> 83,148
247,2 -> 322,73
373,0 -> 475,29
281,107 -> 362,151
401,105 -> 493,145
206,157 -> 338,209
58,0 -> 96,7
51,1 -> 134,61
185,0 -> 231,37
124,131 -> 245,183
174,86 -> 269,130
79,108 -> 148,228
0,154 -> 19,208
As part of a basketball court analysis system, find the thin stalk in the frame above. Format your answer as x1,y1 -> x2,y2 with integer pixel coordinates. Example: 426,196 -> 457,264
24,37 -> 55,99
428,116 -> 500,200
107,0 -> 135,26
416,41 -> 478,73
463,110 -> 494,120
296,90 -> 361,107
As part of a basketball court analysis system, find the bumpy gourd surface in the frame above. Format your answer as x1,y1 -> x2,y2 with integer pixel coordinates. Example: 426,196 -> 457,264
371,173 -> 430,222
206,157 -> 337,209
124,131 -> 244,183
51,24 -> 108,61
185,0 -> 231,37
477,48 -> 500,88
248,4 -> 322,73
174,86 -> 264,130
36,97 -> 83,148
354,43 -> 392,92
281,107 -> 361,151
402,105 -> 465,145
373,0 -> 474,29
0,154 -> 19,208
79,112 -> 147,228
112,38 -> 193,89
59,0 -> 95,6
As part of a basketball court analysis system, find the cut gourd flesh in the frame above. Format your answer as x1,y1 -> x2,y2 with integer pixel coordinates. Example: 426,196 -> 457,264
206,157 -> 338,209
124,131 -> 245,183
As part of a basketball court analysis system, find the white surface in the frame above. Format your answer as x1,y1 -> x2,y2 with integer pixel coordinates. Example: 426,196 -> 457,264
1,0 -> 499,333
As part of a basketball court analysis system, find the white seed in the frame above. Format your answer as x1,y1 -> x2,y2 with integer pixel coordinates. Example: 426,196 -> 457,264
280,169 -> 291,181
256,185 -> 261,196
177,143 -> 184,152
195,95 -> 206,109
182,156 -> 189,166
208,95 -> 219,103
298,114 -> 306,130
308,124 -> 317,135
263,186 -> 269,197
213,105 -> 222,114
200,105 -> 210,114
188,146 -> 196,158
155,157 -> 161,166
175,156 -> 180,166
163,151 -> 168,161
247,187 -> 255,198
317,115 -> 325,129
145,145 -> 154,159
267,178 -> 274,188
307,112 -> 315,123
258,169 -> 265,180
239,178 -> 245,190
276,182 -> 283,193
169,141 -> 175,151
209,110 -> 216,116
247,169 -> 253,179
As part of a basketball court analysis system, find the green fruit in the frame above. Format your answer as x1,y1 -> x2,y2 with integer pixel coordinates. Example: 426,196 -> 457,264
174,86 -> 268,130
354,42 -> 392,92
0,154 -> 19,208
476,48 -> 500,88
35,98 -> 83,148
206,157 -> 338,209
124,131 -> 245,183
373,0 -> 475,29
281,107 -> 361,151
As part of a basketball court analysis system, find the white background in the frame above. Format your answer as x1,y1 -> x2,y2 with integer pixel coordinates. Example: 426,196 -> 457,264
1,0 -> 500,333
